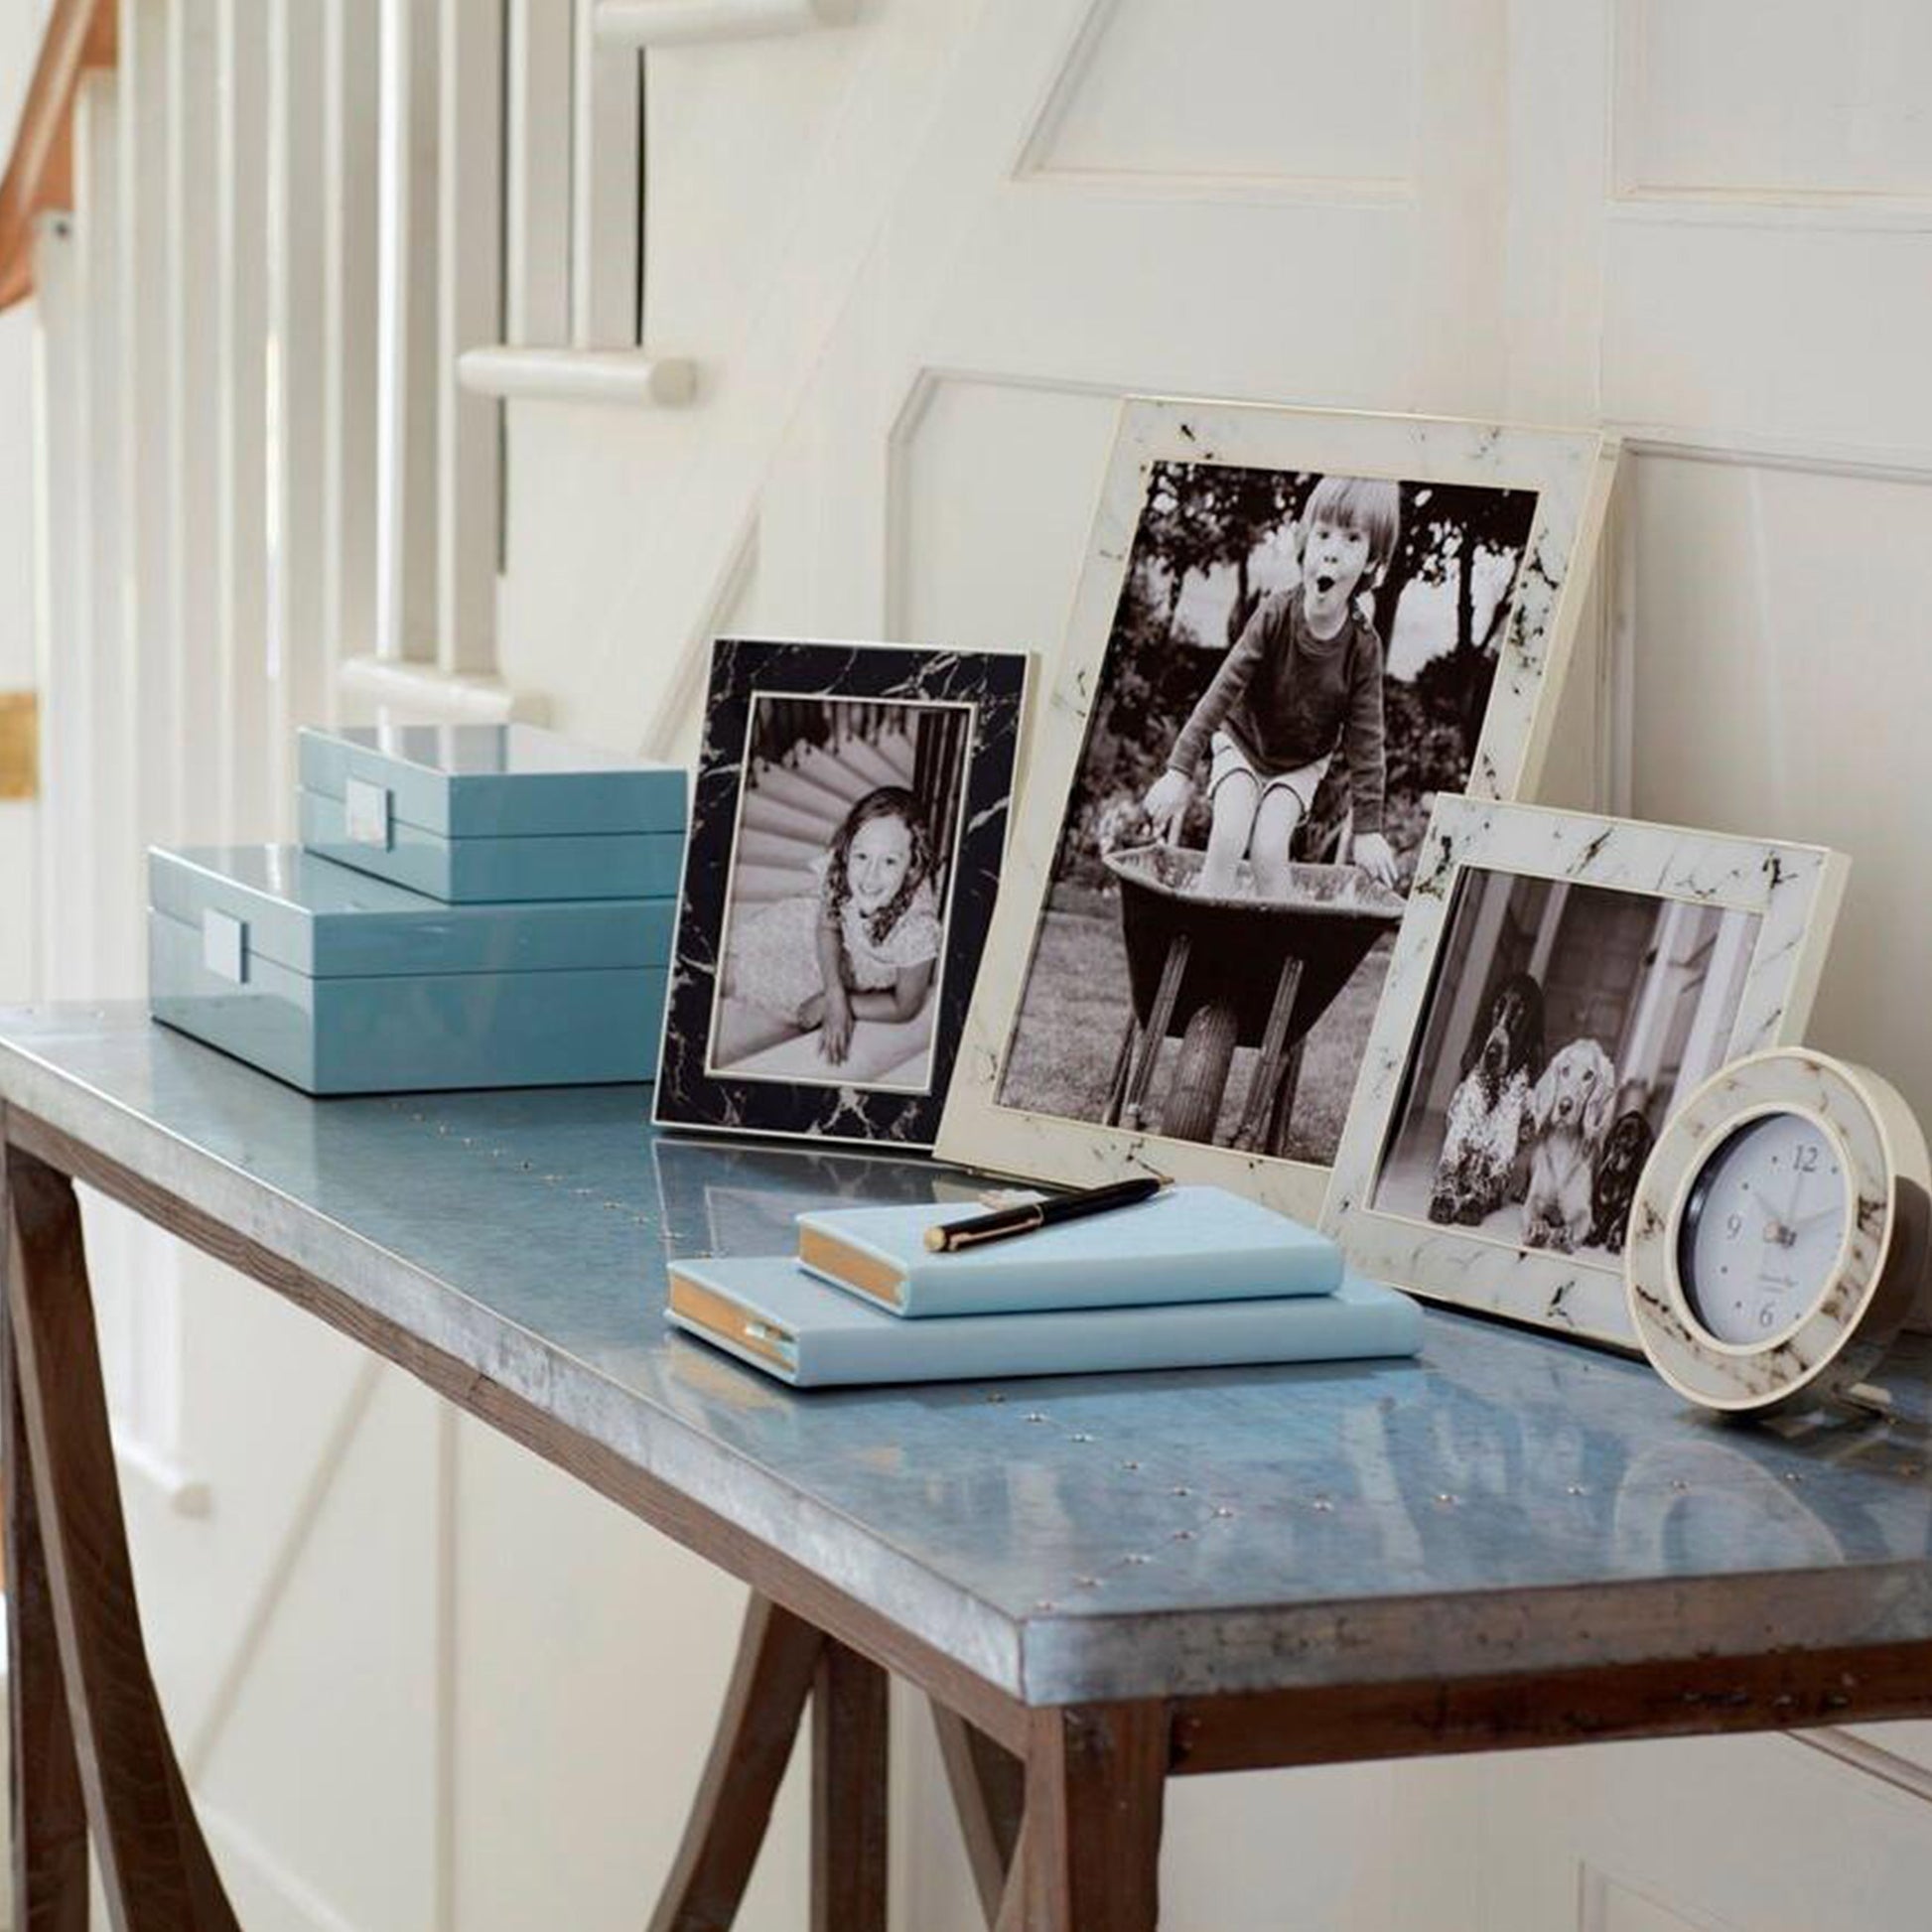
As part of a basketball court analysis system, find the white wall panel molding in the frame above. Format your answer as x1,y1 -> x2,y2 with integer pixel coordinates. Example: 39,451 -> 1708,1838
640,513 -> 756,759
180,1358 -> 385,1783
1607,195 -> 1932,236
882,363 -> 1117,644
1599,220 -> 1932,455
114,1431 -> 214,1518
1615,422 -> 1932,487
1580,1863 -> 1730,1931
1611,0 -> 1932,215
1014,0 -> 1417,204
596,0 -> 859,48
202,1806 -> 364,1932
1797,1729 -> 1932,1808
459,344 -> 698,405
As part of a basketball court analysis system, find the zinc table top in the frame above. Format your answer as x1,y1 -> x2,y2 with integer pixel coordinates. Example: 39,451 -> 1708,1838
4,1004 -> 1930,1708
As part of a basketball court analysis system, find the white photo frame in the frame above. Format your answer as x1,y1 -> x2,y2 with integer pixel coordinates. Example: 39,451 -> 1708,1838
937,397 -> 1619,1219
1324,797 -> 1849,1349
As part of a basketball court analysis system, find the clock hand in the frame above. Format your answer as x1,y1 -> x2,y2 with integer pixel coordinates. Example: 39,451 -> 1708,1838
1786,1201 -> 1843,1233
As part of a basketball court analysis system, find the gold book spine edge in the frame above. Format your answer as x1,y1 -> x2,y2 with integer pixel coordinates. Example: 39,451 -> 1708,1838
797,1224 -> 906,1311
668,1271 -> 797,1372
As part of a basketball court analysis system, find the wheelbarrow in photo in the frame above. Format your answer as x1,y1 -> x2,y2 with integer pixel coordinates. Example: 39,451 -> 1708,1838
1100,844 -> 1406,1154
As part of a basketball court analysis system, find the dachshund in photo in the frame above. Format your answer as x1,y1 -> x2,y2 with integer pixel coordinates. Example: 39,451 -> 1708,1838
1522,1037 -> 1617,1253
1588,1108 -> 1656,1255
1430,971 -> 1545,1227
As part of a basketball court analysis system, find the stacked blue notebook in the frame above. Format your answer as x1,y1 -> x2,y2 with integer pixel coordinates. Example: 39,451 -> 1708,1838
665,1185 -> 1422,1387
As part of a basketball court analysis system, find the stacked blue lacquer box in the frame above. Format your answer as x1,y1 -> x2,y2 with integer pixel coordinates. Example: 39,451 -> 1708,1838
148,724 -> 687,1095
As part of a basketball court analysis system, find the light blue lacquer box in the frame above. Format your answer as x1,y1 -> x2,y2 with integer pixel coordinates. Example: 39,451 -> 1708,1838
148,846 -> 671,1095
299,723 -> 689,902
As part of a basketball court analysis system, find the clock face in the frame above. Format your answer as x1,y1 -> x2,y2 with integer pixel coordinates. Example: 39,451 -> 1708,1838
1678,1111 -> 1847,1345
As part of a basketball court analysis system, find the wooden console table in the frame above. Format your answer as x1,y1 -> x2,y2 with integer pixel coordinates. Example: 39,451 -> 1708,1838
6,1007 -> 1932,1929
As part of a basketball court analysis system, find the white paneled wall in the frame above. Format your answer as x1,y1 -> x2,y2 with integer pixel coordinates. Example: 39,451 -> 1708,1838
12,0 -> 1932,1927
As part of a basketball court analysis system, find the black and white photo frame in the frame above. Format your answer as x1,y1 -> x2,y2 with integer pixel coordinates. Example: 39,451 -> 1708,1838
938,397 -> 1619,1219
654,637 -> 1029,1149
1324,797 -> 1849,1348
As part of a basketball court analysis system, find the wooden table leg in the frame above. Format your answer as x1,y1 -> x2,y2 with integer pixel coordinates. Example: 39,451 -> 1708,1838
3,1156 -> 88,1931
930,1701 -> 1023,1927
647,1592 -> 825,1931
992,1816 -> 1030,1932
1023,1702 -> 1168,1932
811,1638 -> 887,1932
5,1145 -> 241,1929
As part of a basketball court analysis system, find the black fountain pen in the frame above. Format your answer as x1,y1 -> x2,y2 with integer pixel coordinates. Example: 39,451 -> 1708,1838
923,1173 -> 1169,1255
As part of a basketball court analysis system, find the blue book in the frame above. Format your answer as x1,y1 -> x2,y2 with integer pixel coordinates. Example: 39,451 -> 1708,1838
666,1255 -> 1421,1388
793,1184 -> 1340,1317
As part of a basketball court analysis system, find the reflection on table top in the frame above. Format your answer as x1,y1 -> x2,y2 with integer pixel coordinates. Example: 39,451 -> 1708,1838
4,1005 -> 1930,1707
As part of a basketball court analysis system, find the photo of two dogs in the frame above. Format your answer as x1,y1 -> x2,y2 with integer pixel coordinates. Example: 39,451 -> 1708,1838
1371,870 -> 1760,1263
1427,971 -> 1654,1256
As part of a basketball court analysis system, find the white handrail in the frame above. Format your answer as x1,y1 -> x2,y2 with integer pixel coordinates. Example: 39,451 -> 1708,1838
458,345 -> 697,405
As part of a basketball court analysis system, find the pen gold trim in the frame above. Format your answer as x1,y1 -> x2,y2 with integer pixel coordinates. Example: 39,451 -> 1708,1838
926,1206 -> 1044,1253
923,1174 -> 1169,1255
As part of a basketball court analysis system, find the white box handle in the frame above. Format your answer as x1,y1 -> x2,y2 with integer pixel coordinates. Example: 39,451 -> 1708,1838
345,776 -> 394,848
202,910 -> 248,985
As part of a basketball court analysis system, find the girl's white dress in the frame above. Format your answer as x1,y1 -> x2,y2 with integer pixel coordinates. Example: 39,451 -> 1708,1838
732,867 -> 944,1021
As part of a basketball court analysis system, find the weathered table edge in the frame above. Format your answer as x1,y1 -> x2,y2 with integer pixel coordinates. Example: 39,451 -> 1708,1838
11,1023 -> 1932,1718
0,1033 -> 1026,1707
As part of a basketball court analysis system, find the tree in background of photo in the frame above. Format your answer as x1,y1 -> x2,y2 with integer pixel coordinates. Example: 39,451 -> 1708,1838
1058,463 -> 1539,886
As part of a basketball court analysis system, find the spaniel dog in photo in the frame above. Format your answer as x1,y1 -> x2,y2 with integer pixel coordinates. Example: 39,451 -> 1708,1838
1588,1108 -> 1656,1255
1430,972 -> 1545,1227
1522,1037 -> 1616,1253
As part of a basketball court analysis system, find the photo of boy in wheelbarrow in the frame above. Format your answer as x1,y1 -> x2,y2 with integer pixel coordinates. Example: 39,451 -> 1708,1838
1143,474 -> 1402,897
997,459 -> 1542,1166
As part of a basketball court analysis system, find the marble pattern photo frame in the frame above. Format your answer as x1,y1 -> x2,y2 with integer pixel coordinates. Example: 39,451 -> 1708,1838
654,637 -> 1029,1150
937,397 -> 1619,1220
1324,797 -> 1849,1349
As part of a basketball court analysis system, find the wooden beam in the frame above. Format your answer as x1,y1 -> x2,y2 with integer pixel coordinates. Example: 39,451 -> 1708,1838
644,1593 -> 824,1932
931,1702 -> 1025,1928
0,0 -> 117,312
811,1640 -> 889,1932
1,1150 -> 89,1932
5,1145 -> 240,1926
1022,1702 -> 1168,1932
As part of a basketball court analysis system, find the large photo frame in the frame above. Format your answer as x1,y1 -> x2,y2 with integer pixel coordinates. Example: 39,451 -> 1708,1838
1324,797 -> 1848,1348
655,637 -> 1029,1150
938,398 -> 1619,1219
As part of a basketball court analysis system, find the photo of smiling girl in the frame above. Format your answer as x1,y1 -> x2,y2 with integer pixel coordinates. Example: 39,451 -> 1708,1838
709,696 -> 969,1092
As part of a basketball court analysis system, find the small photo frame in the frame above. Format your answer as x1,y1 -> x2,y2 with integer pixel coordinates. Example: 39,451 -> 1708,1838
938,397 -> 1618,1220
654,637 -> 1029,1149
1324,797 -> 1849,1348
